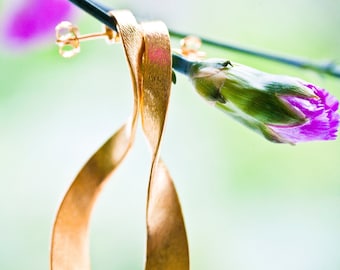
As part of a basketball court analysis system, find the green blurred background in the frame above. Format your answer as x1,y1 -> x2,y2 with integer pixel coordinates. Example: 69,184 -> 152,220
1,0 -> 340,269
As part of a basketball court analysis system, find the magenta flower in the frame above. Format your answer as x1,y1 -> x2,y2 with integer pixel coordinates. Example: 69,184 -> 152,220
189,59 -> 339,144
269,84 -> 339,143
2,0 -> 74,47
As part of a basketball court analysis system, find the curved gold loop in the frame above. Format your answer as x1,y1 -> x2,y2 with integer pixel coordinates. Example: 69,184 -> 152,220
50,10 -> 143,270
51,10 -> 189,270
140,21 -> 189,270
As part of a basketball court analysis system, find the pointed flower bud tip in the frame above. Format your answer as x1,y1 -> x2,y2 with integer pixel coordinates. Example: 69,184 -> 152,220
189,59 -> 339,144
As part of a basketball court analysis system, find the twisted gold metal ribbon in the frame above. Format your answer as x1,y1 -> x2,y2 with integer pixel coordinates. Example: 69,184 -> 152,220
50,10 -> 189,270
141,21 -> 189,269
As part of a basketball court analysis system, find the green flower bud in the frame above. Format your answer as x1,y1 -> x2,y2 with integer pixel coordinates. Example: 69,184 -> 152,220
189,59 -> 339,144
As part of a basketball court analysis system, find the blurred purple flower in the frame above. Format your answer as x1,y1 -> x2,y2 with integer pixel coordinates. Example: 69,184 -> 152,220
3,0 -> 74,46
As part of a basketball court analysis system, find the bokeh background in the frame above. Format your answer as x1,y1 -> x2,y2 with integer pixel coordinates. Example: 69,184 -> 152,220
1,0 -> 340,269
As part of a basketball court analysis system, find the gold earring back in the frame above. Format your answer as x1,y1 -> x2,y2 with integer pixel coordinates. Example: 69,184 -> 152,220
174,35 -> 206,60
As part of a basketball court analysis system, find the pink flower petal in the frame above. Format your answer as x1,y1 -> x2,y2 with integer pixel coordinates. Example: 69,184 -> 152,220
269,84 -> 339,143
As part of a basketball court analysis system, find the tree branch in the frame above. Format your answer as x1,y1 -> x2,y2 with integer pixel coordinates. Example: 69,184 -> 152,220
68,0 -> 340,78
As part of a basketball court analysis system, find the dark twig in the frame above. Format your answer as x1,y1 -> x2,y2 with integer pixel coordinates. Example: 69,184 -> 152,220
68,0 -> 340,78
